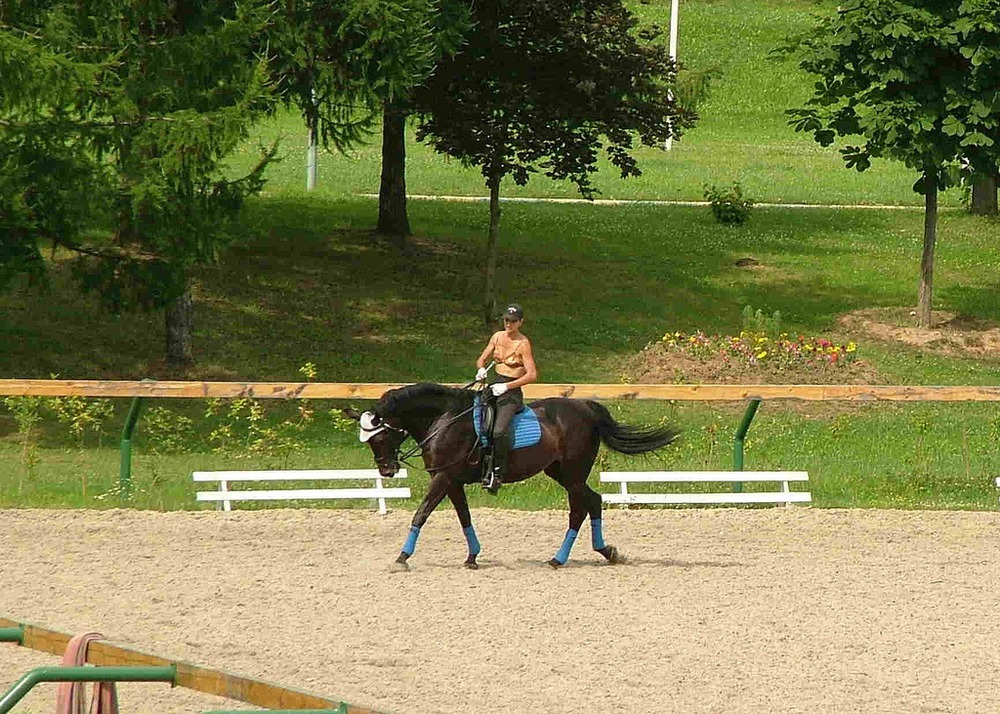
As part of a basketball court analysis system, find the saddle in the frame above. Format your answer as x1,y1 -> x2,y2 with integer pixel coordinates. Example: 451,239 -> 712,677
472,394 -> 542,450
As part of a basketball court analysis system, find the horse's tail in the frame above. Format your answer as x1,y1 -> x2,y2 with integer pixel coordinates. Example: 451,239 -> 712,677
587,400 -> 679,455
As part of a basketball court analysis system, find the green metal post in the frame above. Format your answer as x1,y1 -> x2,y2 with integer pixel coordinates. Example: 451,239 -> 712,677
0,665 -> 175,713
119,395 -> 146,503
732,397 -> 762,492
0,627 -> 23,644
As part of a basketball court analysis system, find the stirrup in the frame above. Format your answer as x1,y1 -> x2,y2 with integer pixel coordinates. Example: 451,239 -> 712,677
482,469 -> 502,495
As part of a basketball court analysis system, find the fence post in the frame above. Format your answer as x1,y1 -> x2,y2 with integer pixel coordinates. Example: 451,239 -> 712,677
732,397 -> 762,492
118,378 -> 157,503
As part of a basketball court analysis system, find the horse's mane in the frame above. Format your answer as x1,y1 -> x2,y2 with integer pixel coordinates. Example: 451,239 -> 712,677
376,382 -> 474,418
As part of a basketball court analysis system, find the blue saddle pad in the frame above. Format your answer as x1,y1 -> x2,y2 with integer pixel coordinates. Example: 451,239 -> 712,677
473,396 -> 542,450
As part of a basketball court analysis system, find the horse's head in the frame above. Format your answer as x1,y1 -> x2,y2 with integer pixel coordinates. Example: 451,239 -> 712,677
343,407 -> 408,477
343,384 -> 474,478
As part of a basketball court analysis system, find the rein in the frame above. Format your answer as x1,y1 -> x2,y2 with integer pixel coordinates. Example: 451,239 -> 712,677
395,401 -> 480,472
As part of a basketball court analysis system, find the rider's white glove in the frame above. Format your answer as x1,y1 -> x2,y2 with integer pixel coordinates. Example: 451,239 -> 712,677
476,367 -> 489,382
490,382 -> 508,397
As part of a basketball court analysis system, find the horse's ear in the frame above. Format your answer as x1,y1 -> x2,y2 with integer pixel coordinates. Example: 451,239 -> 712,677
341,408 -> 362,421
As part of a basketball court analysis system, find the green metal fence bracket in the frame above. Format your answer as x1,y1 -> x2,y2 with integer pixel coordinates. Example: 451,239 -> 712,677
0,626 -> 23,644
119,395 -> 144,503
119,378 -> 155,504
732,397 -> 763,492
0,665 -> 176,714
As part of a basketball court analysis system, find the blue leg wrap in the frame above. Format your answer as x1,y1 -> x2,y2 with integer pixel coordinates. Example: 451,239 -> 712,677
463,524 -> 481,556
402,525 -> 421,556
553,528 -> 579,565
591,519 -> 606,550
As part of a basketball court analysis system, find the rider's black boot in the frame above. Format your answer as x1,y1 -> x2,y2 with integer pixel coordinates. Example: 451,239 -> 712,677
483,432 -> 509,495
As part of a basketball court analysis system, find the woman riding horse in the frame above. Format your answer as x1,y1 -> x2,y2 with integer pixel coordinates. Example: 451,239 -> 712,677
475,303 -> 537,494
352,382 -> 678,570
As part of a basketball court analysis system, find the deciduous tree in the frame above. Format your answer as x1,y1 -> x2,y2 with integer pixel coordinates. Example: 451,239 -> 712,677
413,0 -> 695,323
970,173 -> 997,216
782,0 -> 1000,327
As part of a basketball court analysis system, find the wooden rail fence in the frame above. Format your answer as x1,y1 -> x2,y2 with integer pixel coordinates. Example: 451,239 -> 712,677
0,617 -> 380,713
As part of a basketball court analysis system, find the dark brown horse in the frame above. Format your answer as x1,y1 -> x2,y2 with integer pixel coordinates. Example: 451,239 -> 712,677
348,383 -> 678,570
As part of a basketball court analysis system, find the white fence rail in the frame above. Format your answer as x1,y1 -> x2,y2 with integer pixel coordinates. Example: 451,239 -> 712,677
600,471 -> 810,506
193,469 -> 410,514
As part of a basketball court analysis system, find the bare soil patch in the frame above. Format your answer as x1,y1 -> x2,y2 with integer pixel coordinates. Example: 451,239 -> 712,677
1,508 -> 998,714
837,307 -> 1000,358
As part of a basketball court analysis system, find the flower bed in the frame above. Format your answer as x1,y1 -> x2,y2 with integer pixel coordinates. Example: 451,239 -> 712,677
626,330 -> 880,385
662,331 -> 857,368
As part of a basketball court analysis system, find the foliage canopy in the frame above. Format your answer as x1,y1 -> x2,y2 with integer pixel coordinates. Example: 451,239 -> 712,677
0,0 -> 277,309
782,0 -> 1000,191
781,0 -> 1000,326
414,0 -> 695,197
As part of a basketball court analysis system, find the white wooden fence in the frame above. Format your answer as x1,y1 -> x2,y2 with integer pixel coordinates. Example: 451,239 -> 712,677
600,471 -> 811,506
193,469 -> 410,514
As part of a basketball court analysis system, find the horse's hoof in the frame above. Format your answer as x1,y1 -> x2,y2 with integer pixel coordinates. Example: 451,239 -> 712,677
464,560 -> 479,570
548,558 -> 563,569
389,560 -> 410,573
599,545 -> 626,564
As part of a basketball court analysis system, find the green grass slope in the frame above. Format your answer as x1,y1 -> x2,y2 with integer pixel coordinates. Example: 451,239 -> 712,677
2,0 -> 999,512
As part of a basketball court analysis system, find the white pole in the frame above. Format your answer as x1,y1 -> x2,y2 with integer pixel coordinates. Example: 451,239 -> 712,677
306,88 -> 318,191
666,0 -> 680,151
307,130 -> 317,191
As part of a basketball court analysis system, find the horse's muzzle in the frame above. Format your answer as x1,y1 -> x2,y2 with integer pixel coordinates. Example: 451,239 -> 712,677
377,460 -> 399,478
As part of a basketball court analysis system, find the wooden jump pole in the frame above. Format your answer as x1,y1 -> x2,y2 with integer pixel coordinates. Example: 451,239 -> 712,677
0,617 -> 385,713
2,379 -> 1000,401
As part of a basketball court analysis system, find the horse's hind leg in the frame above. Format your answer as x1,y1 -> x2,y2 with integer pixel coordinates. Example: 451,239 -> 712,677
447,481 -> 482,569
546,461 -> 624,567
585,484 -> 624,564
546,463 -> 590,568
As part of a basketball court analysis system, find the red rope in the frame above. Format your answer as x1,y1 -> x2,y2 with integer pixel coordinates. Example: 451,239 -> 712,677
55,632 -> 119,714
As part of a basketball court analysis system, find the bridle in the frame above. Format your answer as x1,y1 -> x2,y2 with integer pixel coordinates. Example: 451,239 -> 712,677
359,411 -> 409,471
358,392 -> 485,474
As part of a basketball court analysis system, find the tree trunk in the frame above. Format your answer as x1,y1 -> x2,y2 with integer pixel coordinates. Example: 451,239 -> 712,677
970,174 -> 998,216
916,178 -> 937,329
377,105 -> 411,241
483,175 -> 502,326
165,285 -> 195,367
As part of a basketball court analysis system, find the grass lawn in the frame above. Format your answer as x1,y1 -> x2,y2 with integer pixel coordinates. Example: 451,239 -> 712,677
2,0 -> 999,512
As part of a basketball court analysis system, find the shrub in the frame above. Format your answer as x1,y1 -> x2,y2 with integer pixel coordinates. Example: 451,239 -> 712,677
741,305 -> 781,339
704,181 -> 754,225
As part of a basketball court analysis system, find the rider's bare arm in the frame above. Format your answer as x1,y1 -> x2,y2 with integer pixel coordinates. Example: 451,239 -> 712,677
476,332 -> 502,369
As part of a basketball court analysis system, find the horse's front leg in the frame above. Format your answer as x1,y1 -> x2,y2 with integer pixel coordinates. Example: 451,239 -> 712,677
447,480 -> 481,570
392,473 -> 451,572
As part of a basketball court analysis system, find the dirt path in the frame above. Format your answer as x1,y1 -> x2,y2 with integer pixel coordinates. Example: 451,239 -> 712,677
1,507 -> 998,714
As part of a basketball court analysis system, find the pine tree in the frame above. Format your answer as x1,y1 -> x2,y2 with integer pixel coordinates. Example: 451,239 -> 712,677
0,0 -> 277,367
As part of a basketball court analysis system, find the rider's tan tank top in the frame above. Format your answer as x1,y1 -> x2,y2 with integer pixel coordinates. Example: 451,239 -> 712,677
493,337 -> 525,370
